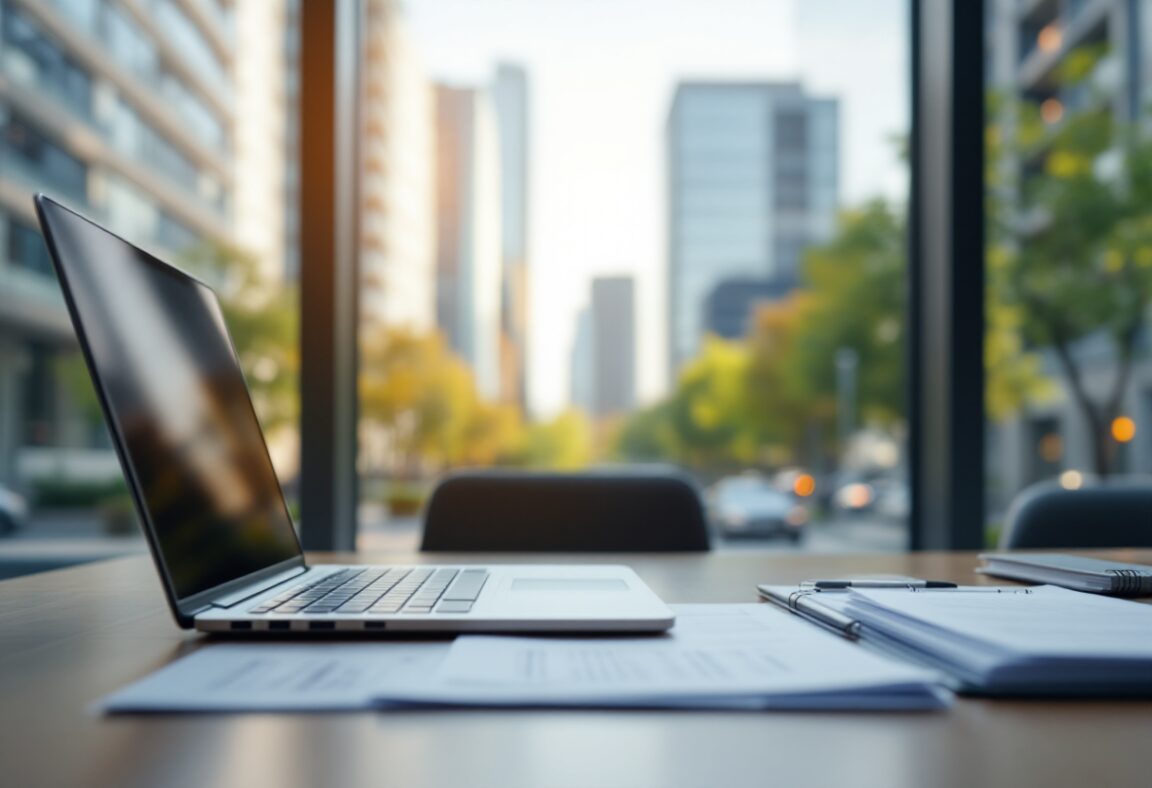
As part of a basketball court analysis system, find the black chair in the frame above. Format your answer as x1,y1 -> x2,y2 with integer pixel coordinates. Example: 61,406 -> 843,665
999,478 -> 1152,549
420,470 -> 711,551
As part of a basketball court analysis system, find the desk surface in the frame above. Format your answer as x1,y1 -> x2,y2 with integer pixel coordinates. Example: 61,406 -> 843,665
2,548 -> 1151,788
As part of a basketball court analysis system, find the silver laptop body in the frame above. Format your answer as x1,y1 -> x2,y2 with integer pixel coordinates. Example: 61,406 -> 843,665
35,194 -> 674,635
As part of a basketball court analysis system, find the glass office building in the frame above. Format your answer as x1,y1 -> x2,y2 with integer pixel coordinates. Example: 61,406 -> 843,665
0,0 -> 295,543
667,82 -> 838,379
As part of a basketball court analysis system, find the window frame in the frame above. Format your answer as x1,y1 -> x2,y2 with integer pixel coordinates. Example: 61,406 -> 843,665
296,0 -> 986,551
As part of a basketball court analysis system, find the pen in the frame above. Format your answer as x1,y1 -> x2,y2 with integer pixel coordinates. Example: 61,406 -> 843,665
806,580 -> 958,590
758,586 -> 862,640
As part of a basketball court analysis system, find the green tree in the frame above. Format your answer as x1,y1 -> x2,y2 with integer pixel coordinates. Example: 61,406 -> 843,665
519,410 -> 593,469
785,200 -> 905,427
989,48 -> 1152,475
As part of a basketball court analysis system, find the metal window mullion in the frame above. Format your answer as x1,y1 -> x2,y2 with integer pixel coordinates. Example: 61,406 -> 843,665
298,0 -> 362,552
908,0 -> 986,550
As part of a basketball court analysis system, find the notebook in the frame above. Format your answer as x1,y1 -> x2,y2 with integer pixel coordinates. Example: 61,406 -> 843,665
978,553 -> 1152,595
842,585 -> 1152,695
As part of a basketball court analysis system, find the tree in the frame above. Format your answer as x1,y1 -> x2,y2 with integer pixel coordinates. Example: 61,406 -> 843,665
519,410 -> 593,469
784,200 -> 905,428
988,48 -> 1152,475
360,327 -> 473,476
359,326 -> 529,475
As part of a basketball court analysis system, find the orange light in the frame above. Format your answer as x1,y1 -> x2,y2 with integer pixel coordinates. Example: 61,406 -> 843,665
841,483 -> 873,510
1112,416 -> 1137,444
1038,433 -> 1063,463
1040,98 -> 1063,124
793,474 -> 816,498
1038,23 -> 1062,53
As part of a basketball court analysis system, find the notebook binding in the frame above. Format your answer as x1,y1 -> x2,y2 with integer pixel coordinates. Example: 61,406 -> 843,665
1106,569 -> 1152,595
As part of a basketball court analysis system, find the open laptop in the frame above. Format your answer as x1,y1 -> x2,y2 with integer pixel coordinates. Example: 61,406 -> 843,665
34,194 -> 674,634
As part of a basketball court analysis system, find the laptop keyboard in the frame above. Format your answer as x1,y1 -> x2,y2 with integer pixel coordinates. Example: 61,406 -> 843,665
247,567 -> 488,615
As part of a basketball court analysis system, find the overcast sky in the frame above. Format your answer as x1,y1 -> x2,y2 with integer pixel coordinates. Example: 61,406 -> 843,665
402,0 -> 908,418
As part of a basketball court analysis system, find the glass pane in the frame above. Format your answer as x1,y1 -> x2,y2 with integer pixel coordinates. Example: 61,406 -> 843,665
985,0 -> 1152,546
0,0 -> 300,576
356,0 -> 909,552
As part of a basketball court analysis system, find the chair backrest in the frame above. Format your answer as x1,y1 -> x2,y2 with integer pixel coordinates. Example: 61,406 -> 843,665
420,470 -> 711,552
1000,478 -> 1152,549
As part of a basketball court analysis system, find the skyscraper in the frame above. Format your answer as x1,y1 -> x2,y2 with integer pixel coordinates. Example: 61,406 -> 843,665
589,276 -> 636,417
434,84 -> 502,400
666,81 -> 838,380
492,62 -> 530,410
570,306 -> 593,413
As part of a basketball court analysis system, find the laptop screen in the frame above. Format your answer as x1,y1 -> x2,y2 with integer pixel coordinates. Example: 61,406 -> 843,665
38,198 -> 302,601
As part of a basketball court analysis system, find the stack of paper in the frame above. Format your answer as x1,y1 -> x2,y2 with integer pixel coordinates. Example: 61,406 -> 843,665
100,605 -> 950,713
844,585 -> 1152,695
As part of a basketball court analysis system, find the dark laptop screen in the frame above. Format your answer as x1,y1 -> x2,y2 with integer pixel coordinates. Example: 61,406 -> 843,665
38,198 -> 302,600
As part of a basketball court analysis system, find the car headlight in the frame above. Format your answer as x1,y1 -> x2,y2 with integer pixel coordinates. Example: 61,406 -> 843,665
786,507 -> 808,527
722,512 -> 747,527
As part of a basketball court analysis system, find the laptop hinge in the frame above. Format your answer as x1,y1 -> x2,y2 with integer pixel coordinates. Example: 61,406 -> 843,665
210,565 -> 312,609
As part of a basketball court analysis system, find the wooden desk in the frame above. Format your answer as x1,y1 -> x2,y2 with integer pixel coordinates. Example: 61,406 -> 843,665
2,549 -> 1151,788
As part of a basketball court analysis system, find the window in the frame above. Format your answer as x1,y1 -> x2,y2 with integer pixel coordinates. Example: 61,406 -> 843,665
984,0 -> 1152,542
6,220 -> 53,276
1,112 -> 88,201
355,0 -> 910,553
1,2 -> 93,118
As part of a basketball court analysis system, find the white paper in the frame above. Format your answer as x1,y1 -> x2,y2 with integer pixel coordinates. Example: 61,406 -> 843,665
100,642 -> 448,712
371,605 -> 949,710
100,605 -> 950,713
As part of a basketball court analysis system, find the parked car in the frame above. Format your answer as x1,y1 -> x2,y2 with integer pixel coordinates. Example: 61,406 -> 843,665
710,476 -> 808,542
0,485 -> 28,536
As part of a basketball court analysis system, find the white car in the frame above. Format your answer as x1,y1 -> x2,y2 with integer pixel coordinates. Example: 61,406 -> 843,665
711,477 -> 808,542
0,485 -> 28,535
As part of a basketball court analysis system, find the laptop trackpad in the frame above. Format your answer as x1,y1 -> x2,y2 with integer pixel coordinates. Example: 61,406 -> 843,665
511,578 -> 629,592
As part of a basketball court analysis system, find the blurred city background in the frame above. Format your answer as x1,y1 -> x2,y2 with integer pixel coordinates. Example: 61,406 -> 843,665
0,0 -> 1148,568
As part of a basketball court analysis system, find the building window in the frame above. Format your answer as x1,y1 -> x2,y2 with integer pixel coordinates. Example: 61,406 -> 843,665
1,112 -> 87,201
1,2 -> 92,118
7,220 -> 53,277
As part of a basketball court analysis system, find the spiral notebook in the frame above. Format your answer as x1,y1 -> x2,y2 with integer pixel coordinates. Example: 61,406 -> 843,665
978,553 -> 1152,595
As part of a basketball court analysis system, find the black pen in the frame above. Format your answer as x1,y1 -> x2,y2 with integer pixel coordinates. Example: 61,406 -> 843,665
807,579 -> 958,590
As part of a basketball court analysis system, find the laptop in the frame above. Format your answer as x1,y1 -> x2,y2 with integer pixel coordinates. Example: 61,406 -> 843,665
34,194 -> 674,634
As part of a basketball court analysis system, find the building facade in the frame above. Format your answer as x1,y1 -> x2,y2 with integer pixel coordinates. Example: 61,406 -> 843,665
0,0 -> 264,488
589,276 -> 636,418
434,84 -> 502,400
492,62 -> 530,410
360,0 -> 435,332
666,81 -> 838,380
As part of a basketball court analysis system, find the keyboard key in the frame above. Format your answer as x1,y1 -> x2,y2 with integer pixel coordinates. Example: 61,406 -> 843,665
436,601 -> 473,614
442,569 -> 489,601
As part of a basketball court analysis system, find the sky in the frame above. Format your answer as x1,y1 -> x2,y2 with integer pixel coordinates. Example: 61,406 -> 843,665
402,0 -> 908,418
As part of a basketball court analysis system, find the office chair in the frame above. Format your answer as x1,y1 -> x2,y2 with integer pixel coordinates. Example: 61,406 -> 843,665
999,477 -> 1152,549
420,469 -> 711,551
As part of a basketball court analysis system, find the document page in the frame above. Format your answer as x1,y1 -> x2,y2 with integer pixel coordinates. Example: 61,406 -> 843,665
372,605 -> 949,710
100,642 -> 448,713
